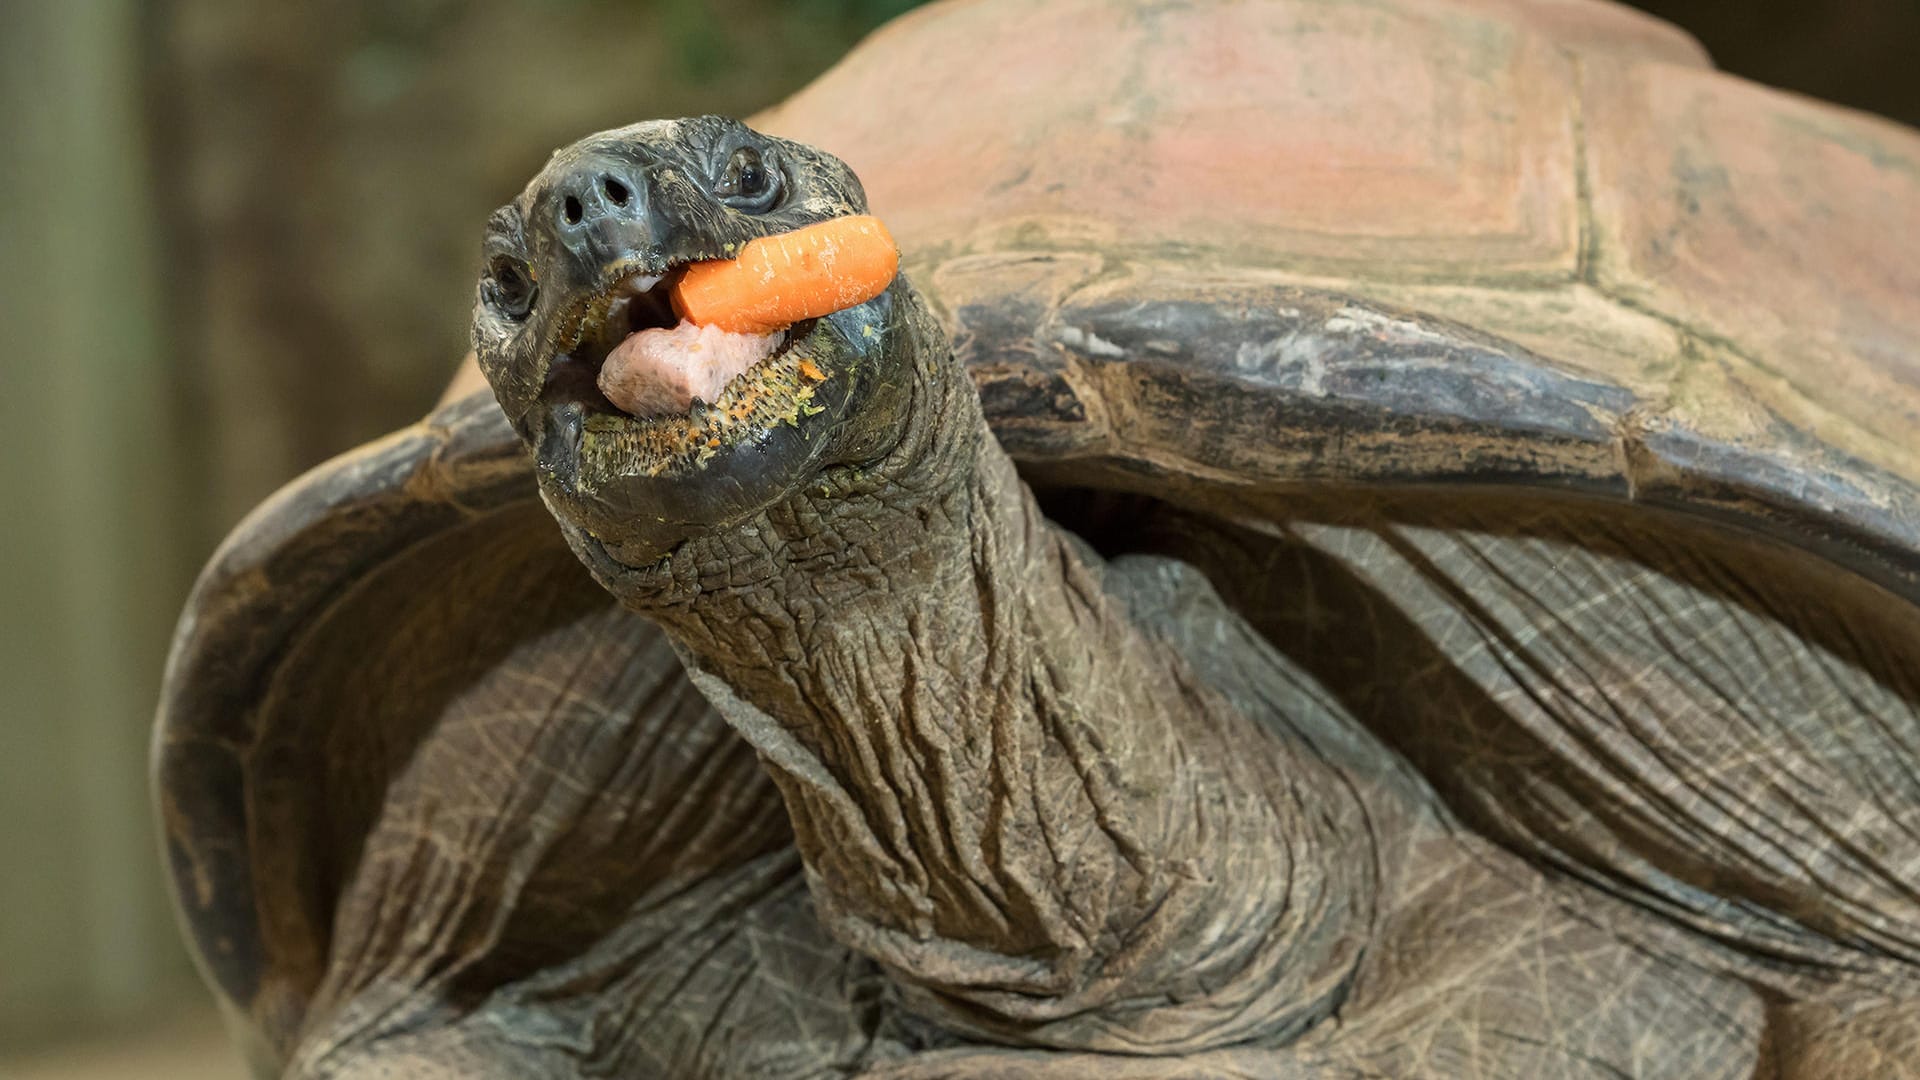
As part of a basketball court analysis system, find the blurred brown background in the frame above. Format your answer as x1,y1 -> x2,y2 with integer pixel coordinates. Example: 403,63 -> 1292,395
0,0 -> 1915,1072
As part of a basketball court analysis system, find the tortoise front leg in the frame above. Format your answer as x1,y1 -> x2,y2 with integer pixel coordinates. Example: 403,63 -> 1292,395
202,516 -> 904,1078
1105,555 -> 1765,1080
298,852 -> 909,1080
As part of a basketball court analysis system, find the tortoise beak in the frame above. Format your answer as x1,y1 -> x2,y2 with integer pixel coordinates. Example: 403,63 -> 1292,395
475,118 -> 918,567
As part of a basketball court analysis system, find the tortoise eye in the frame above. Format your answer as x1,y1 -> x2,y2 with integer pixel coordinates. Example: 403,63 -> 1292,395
717,146 -> 782,212
486,255 -> 536,320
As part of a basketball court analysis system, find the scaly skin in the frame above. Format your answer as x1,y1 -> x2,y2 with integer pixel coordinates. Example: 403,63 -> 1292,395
456,117 -> 1920,1074
478,115 -> 1372,1052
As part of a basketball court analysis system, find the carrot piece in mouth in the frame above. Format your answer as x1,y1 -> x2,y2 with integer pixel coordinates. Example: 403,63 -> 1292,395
671,215 -> 900,334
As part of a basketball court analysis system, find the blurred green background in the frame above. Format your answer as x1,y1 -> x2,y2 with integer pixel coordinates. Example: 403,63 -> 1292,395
0,0 -> 1915,1072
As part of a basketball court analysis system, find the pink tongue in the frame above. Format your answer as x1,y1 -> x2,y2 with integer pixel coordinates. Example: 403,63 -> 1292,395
597,319 -> 781,417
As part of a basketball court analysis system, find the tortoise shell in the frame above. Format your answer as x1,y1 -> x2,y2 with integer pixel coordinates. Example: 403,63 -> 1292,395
157,0 -> 1920,1073
751,0 -> 1920,598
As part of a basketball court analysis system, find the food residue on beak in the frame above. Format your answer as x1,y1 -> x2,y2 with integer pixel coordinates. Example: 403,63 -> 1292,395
591,215 -> 898,418
599,321 -> 780,416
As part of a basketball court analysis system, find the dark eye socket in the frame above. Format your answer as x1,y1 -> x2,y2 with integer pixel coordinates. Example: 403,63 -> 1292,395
486,255 -> 536,319
716,146 -> 782,211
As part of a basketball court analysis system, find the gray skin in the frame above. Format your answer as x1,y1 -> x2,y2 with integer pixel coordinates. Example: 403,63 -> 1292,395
154,116 -> 1920,1078
474,115 -> 1372,1051
455,116 -> 1920,1073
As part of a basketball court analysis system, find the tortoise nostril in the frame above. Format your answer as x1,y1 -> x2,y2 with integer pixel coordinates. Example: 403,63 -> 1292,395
555,163 -> 640,232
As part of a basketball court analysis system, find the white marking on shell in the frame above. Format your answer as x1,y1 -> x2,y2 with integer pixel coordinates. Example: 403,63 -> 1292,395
1234,332 -> 1332,396
1324,305 -> 1453,347
1055,324 -> 1126,358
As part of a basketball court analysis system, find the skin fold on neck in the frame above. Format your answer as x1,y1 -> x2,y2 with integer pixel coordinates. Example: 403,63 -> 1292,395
576,298 -> 1380,1053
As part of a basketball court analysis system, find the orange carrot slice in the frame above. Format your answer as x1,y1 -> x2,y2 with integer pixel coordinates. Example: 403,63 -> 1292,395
671,215 -> 899,334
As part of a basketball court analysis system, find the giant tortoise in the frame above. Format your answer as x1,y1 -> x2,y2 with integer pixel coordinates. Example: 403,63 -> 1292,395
155,0 -> 1920,1075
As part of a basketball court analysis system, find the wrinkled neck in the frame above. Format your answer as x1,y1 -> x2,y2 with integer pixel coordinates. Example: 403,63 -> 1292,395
654,428 -> 1187,955
617,363 -> 1369,1050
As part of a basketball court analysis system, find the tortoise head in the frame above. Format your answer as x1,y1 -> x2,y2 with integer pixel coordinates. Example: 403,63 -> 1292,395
471,116 -> 938,571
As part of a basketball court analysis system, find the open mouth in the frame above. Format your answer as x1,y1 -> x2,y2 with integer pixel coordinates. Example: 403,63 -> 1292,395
537,263 -> 833,476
